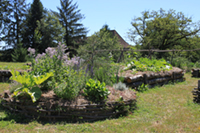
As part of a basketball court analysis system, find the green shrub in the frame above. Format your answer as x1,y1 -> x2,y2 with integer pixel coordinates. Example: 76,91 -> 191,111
53,69 -> 87,100
94,65 -> 119,86
83,79 -> 110,102
170,56 -> 193,72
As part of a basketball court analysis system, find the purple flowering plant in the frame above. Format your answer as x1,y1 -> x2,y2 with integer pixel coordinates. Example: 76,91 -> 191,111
27,43 -> 88,99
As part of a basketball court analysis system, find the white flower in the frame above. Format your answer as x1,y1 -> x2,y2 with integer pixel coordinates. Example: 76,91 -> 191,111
165,65 -> 170,69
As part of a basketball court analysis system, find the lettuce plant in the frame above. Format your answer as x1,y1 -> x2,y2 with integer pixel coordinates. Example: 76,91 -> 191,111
10,70 -> 53,102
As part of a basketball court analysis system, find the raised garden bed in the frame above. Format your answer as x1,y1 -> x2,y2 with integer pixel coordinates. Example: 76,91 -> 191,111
0,88 -> 137,122
120,67 -> 185,88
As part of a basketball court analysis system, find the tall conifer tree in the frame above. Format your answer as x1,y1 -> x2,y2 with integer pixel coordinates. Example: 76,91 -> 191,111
22,0 -> 44,50
54,0 -> 87,57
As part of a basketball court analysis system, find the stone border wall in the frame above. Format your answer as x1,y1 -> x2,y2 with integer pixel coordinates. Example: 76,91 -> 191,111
192,69 -> 200,77
123,70 -> 185,88
1,98 -> 136,122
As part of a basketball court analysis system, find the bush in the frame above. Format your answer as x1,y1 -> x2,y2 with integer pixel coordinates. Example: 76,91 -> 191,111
27,43 -> 81,90
53,69 -> 88,100
83,79 -> 110,102
93,65 -> 119,86
170,56 -> 193,72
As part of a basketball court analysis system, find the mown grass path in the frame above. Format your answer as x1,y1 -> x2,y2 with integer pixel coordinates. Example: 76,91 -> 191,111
0,73 -> 200,132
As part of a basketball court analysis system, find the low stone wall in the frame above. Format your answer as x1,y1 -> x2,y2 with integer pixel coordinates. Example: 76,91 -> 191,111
192,69 -> 200,77
123,69 -> 185,88
1,97 -> 136,122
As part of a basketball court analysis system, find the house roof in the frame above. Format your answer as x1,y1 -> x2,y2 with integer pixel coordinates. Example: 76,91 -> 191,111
110,30 -> 130,48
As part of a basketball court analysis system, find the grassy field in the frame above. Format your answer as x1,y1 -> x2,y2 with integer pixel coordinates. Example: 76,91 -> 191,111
0,62 -> 30,70
0,73 -> 200,132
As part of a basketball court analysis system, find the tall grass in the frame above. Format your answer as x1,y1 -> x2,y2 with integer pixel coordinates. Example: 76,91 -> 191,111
0,73 -> 200,132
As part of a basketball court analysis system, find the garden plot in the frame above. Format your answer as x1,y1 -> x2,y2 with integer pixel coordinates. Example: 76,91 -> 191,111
119,58 -> 185,88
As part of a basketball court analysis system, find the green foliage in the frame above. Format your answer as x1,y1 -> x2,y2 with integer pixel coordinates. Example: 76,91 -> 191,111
35,12 -> 65,53
113,82 -> 129,91
11,42 -> 27,62
78,25 -> 122,86
193,61 -> 200,69
1,0 -> 28,47
10,70 -> 53,102
124,58 -> 172,72
78,25 -> 122,63
93,65 -> 119,86
170,56 -> 194,72
54,0 -> 87,57
83,79 -> 110,102
137,83 -> 148,92
129,8 -> 200,60
53,69 -> 88,100
22,0 -> 44,50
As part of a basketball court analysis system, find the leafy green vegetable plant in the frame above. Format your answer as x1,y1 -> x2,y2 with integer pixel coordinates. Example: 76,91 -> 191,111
137,83 -> 149,92
124,58 -> 172,72
83,79 -> 110,102
10,70 -> 53,102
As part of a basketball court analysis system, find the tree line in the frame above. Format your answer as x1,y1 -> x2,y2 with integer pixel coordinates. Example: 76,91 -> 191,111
0,0 -> 87,61
1,1 -> 200,64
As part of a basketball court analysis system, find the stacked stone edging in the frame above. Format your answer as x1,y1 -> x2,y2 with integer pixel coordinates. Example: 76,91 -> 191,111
192,69 -> 200,77
123,68 -> 185,88
1,96 -> 136,122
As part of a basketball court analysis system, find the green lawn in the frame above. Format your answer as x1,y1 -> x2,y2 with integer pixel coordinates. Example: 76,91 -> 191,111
0,62 -> 30,70
0,73 -> 200,132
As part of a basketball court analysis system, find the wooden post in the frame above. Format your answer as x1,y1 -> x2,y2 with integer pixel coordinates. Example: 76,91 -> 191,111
91,43 -> 95,78
171,50 -> 174,64
143,74 -> 148,84
117,49 -> 124,63
198,80 -> 200,89
172,72 -> 175,83
148,43 -> 151,59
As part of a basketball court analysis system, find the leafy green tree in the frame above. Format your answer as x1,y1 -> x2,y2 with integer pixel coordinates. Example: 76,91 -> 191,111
22,0 -> 44,50
78,25 -> 122,62
35,11 -> 65,53
0,0 -> 11,32
54,0 -> 87,57
129,8 -> 200,59
1,0 -> 28,47
78,25 -> 122,85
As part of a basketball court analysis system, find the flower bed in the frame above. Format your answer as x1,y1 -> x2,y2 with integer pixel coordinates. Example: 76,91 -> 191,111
1,89 -> 136,122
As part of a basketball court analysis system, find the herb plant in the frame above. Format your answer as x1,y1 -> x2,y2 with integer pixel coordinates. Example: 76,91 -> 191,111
83,79 -> 110,102
113,82 -> 129,91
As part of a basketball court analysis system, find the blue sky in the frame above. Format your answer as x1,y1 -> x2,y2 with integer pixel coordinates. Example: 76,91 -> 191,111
25,0 -> 200,45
